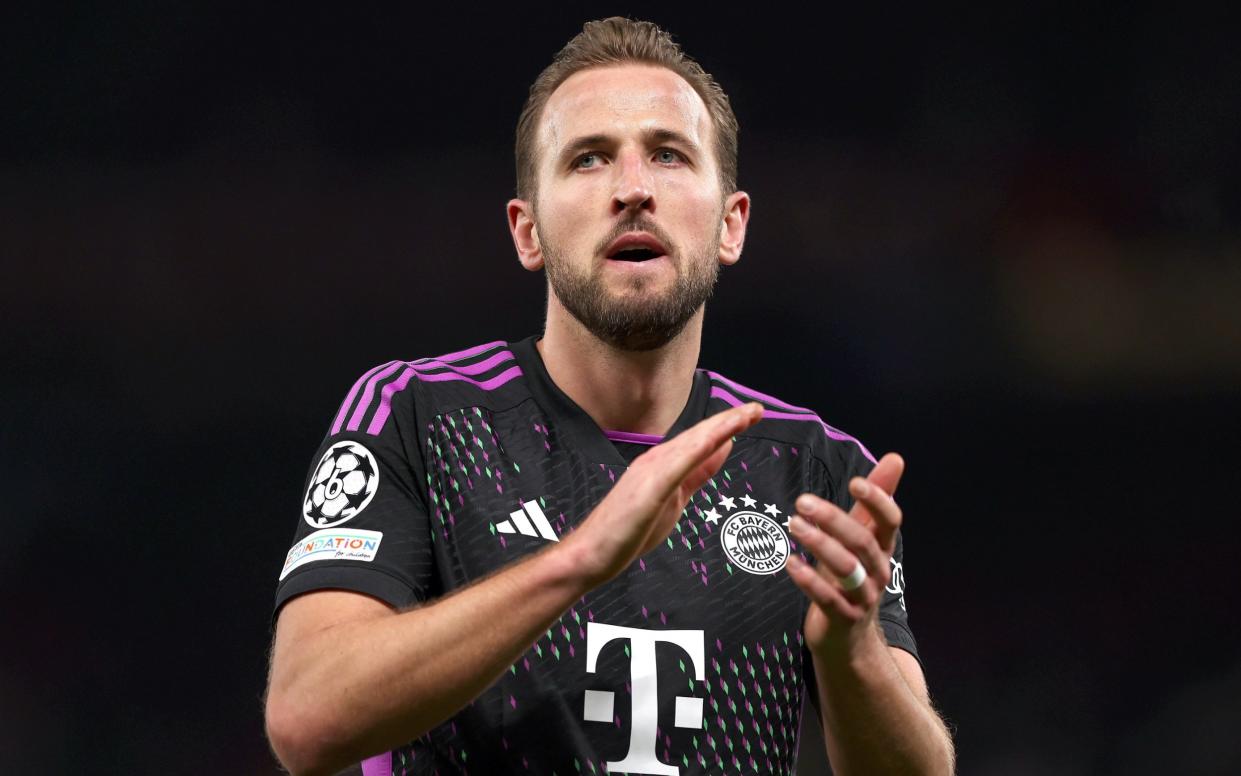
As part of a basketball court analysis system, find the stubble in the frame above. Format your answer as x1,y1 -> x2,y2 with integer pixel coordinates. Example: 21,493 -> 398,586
542,214 -> 722,352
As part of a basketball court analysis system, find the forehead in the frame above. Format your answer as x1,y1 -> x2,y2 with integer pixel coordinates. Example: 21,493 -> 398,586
538,64 -> 713,157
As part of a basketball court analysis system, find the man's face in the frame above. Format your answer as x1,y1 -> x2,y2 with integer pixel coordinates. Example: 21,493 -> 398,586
525,64 -> 734,351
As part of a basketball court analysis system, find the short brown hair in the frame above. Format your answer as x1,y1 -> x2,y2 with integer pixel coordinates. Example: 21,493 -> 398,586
515,17 -> 739,203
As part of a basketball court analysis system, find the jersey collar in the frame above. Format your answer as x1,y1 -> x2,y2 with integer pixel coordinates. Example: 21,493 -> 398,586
511,335 -> 711,467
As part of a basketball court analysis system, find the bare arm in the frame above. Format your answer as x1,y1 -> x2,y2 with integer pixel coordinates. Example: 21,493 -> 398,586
812,635 -> 954,774
788,454 -> 955,774
266,543 -> 593,776
265,402 -> 763,776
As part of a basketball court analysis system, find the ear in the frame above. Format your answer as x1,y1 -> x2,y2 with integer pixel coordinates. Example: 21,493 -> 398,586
718,190 -> 750,267
507,198 -> 543,272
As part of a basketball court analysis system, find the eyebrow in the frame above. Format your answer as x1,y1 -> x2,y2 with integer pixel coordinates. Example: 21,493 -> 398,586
555,128 -> 704,168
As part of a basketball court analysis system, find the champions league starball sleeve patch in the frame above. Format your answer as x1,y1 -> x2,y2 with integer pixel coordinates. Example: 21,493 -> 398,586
302,440 -> 380,528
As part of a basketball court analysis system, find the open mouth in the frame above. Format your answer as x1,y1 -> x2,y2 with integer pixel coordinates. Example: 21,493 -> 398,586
608,247 -> 664,262
604,231 -> 669,263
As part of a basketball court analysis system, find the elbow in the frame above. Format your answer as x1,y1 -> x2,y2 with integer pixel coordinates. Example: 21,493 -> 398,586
265,689 -> 340,776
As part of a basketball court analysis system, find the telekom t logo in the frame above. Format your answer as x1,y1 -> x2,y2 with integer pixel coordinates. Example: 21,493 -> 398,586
583,622 -> 705,776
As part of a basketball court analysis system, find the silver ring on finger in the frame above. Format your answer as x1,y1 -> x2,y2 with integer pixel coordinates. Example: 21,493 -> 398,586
837,560 -> 867,592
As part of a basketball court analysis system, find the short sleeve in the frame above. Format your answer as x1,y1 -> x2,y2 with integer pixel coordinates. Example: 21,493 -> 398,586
273,364 -> 436,618
877,529 -> 917,664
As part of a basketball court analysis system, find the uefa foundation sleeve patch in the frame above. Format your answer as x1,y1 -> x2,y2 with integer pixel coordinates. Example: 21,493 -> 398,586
280,528 -> 384,581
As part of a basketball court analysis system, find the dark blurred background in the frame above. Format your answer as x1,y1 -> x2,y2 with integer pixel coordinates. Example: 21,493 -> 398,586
3,3 -> 1239,774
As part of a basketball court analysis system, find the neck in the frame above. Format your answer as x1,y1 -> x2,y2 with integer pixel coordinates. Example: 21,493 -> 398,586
537,296 -> 703,437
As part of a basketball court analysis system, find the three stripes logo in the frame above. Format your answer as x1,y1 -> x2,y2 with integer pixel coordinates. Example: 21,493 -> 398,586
496,499 -> 559,542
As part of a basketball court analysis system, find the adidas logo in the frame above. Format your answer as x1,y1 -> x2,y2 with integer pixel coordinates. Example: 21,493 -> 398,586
496,499 -> 559,542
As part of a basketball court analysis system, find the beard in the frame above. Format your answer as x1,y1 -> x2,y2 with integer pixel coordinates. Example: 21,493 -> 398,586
541,215 -> 722,352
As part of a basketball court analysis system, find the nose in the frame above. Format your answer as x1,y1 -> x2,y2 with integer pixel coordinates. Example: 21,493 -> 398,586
611,150 -> 655,214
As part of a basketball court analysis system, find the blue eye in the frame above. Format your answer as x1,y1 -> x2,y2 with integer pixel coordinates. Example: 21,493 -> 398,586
576,153 -> 599,169
656,149 -> 682,164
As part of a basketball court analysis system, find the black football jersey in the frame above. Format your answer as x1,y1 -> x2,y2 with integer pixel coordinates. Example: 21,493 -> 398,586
274,336 -> 917,776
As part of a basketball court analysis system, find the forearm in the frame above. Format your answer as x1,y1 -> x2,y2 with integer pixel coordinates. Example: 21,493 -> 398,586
814,629 -> 954,775
268,539 -> 596,775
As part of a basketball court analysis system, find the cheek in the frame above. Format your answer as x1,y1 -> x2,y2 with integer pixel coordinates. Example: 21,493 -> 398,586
545,185 -> 598,225
537,212 -> 595,261
661,174 -> 720,208
538,188 -> 585,227
669,188 -> 724,238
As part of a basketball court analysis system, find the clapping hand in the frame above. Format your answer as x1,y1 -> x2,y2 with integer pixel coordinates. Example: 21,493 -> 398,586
785,453 -> 905,657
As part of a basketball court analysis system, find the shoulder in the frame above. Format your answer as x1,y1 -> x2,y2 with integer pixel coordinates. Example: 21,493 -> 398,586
327,340 -> 527,438
699,367 -> 877,470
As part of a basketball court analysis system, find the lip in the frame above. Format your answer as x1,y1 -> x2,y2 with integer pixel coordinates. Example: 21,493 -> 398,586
603,254 -> 669,268
604,232 -> 669,259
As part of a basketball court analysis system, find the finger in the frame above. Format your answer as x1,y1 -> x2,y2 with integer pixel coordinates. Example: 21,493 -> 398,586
635,436 -> 734,558
847,477 -> 903,555
850,453 -> 904,548
679,437 -> 734,499
865,452 -> 905,498
635,410 -> 749,556
642,403 -> 761,492
794,495 -> 889,589
787,516 -> 882,608
786,554 -> 866,623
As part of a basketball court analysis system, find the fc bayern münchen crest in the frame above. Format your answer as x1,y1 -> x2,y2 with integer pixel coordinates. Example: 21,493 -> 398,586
303,441 -> 380,528
721,510 -> 790,575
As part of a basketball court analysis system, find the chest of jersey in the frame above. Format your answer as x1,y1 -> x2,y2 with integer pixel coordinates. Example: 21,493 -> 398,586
410,401 -> 815,775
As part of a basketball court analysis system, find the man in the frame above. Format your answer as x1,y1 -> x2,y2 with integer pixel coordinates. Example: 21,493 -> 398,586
266,17 -> 954,776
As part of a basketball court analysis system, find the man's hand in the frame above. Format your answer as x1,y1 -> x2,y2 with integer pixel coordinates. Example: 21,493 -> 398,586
784,453 -> 954,774
785,452 -> 904,656
563,402 -> 764,586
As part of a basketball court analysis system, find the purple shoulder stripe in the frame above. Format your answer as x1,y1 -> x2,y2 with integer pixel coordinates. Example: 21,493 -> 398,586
333,361 -> 402,435
410,348 -> 515,377
333,341 -> 514,437
709,384 -> 877,464
704,370 -> 815,414
605,429 -> 664,446
364,362 -> 524,436
330,361 -> 393,436
426,339 -> 507,364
